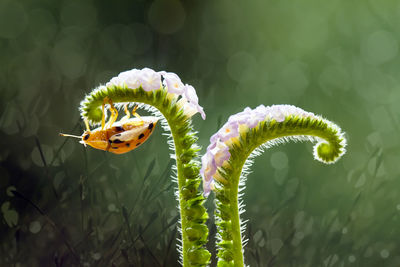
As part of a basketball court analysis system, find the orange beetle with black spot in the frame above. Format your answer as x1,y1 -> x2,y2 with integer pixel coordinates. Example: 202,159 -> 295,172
61,98 -> 158,154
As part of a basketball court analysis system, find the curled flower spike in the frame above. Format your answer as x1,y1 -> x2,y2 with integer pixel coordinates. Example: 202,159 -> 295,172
201,104 -> 346,266
80,68 -> 210,266
98,68 -> 206,122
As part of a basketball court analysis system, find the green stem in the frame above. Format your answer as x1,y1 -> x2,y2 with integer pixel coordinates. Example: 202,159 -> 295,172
80,85 -> 210,266
229,178 -> 243,267
215,115 -> 346,266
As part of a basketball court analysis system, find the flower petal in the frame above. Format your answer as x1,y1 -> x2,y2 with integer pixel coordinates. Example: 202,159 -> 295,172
162,72 -> 185,94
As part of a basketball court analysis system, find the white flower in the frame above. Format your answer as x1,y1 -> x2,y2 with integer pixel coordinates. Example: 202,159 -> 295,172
184,84 -> 199,104
106,76 -> 123,87
182,101 -> 198,118
139,68 -> 162,91
201,152 -> 217,182
177,96 -> 206,120
210,139 -> 230,166
201,104 -> 324,197
121,69 -> 141,89
163,72 -> 185,94
197,105 -> 206,120
203,179 -> 214,197
270,105 -> 286,122
105,68 -> 206,119
218,121 -> 239,142
201,147 -> 219,197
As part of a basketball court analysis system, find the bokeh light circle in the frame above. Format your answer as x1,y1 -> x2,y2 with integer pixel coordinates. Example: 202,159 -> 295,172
148,0 -> 186,34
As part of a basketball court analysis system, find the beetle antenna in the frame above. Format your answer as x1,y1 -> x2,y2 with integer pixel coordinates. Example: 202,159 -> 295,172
59,133 -> 81,139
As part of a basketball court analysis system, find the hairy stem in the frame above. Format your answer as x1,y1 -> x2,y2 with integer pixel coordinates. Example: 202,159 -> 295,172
80,85 -> 210,266
215,115 -> 346,266
229,179 -> 243,267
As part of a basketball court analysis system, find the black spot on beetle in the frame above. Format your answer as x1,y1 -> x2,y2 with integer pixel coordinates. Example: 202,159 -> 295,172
148,123 -> 154,130
113,139 -> 123,144
126,143 -> 130,147
108,139 -> 112,144
114,133 -> 121,137
115,126 -> 124,132
84,134 -> 90,140
136,142 -> 141,146
112,147 -> 119,149
138,133 -> 145,139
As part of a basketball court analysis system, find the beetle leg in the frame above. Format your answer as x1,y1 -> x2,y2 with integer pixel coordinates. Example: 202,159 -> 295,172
101,99 -> 106,130
107,107 -> 116,127
131,105 -> 144,126
120,103 -> 130,122
106,98 -> 118,128
84,118 -> 90,132
132,105 -> 142,120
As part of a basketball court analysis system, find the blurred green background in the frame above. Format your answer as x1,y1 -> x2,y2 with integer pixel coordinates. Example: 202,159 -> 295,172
1,0 -> 400,266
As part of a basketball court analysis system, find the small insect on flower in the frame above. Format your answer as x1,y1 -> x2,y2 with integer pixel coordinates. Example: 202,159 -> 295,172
60,97 -> 158,154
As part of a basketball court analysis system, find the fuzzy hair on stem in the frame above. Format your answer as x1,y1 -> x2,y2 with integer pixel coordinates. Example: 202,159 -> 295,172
201,105 -> 346,267
79,70 -> 210,267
